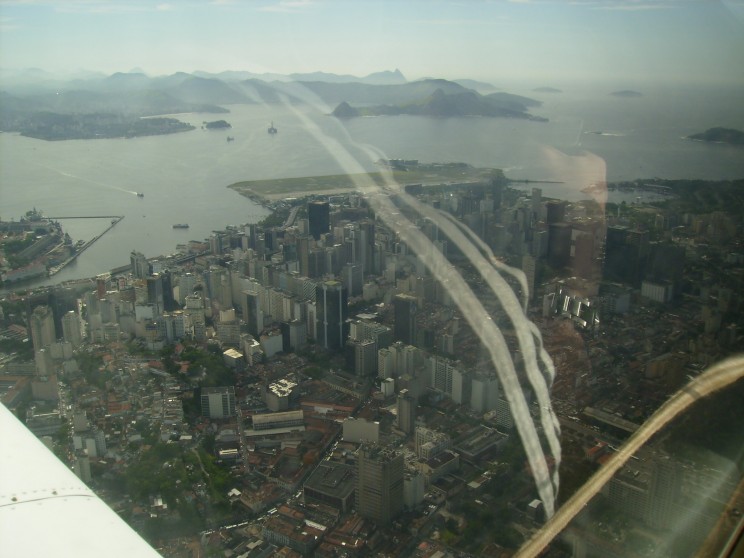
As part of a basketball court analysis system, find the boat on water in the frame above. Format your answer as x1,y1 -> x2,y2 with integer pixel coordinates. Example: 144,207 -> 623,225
137,192 -> 144,197
226,136 -> 234,142
268,121 -> 277,134
172,223 -> 189,229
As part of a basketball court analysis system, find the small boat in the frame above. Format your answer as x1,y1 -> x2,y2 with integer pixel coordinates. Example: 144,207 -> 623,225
268,121 -> 277,134
227,136 -> 234,142
172,223 -> 189,229
137,192 -> 144,197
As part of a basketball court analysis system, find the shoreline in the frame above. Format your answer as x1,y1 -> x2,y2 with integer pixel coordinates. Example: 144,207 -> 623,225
227,164 -> 503,203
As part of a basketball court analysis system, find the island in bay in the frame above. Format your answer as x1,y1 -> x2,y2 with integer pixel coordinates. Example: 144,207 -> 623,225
687,127 -> 744,146
332,88 -> 546,121
1,71 -> 549,140
204,119 -> 231,129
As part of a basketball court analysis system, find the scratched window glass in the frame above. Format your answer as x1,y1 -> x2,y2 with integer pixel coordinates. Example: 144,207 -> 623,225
0,2 -> 743,557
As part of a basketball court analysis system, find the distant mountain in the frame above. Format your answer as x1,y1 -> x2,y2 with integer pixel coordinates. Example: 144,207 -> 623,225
454,79 -> 499,93
236,79 -> 297,104
288,69 -> 406,85
533,86 -> 562,93
100,72 -> 152,92
163,76 -> 250,105
0,68 -> 546,139
0,88 -> 226,117
359,69 -> 407,85
688,127 -> 744,146
611,90 -> 642,98
333,88 -> 546,121
293,78 -> 469,106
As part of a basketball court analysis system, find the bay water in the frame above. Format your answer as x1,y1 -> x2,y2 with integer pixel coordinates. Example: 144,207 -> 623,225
1,84 -> 742,288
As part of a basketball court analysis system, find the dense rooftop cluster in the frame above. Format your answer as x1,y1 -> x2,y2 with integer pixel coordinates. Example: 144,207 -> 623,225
1,170 -> 743,555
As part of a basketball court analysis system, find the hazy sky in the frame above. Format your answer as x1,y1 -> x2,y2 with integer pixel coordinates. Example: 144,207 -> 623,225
1,0 -> 743,86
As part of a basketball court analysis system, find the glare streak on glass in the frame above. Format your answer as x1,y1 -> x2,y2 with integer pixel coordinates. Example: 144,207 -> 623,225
275,90 -> 562,517
430,208 -> 562,487
516,354 -> 744,558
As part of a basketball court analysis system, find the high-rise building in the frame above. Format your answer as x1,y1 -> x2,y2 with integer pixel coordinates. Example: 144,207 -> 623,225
429,356 -> 470,404
347,338 -> 378,376
61,310 -> 84,348
316,280 -> 348,351
341,263 -> 363,297
470,373 -> 500,414
359,219 -> 377,275
29,304 -> 56,352
200,386 -> 236,419
308,200 -> 330,241
356,444 -> 404,525
146,271 -> 176,315
548,222 -> 572,269
393,293 -> 417,345
396,389 -> 416,434
647,456 -> 680,530
531,187 -> 543,222
242,290 -> 263,337
545,200 -> 567,224
281,319 -> 307,352
74,451 -> 92,484
522,254 -> 537,302
177,272 -> 198,304
130,250 -> 151,279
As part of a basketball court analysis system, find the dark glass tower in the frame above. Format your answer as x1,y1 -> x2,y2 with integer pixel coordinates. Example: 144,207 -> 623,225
393,293 -> 417,345
308,200 -> 330,241
316,280 -> 348,351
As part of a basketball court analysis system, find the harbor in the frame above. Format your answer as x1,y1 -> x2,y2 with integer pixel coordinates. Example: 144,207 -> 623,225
0,211 -> 124,285
46,216 -> 124,276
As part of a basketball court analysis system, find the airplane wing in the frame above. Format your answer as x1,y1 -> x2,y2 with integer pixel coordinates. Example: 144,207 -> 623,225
0,403 -> 162,557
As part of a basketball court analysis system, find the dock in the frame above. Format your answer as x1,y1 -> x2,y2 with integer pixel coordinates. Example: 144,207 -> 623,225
47,216 -> 124,276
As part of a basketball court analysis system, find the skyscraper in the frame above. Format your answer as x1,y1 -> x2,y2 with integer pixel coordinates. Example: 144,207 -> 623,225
61,310 -> 84,348
348,337 -> 377,376
130,250 -> 151,279
356,444 -> 404,525
522,254 -> 536,302
29,304 -> 56,352
316,280 -> 348,351
397,389 -> 416,434
308,200 -> 330,241
393,293 -> 417,345
242,290 -> 263,337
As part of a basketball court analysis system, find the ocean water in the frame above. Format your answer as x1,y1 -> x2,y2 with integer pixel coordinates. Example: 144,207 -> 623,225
1,84 -> 743,287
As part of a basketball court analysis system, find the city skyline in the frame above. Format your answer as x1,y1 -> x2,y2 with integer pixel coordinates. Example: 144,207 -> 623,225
1,0 -> 744,86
